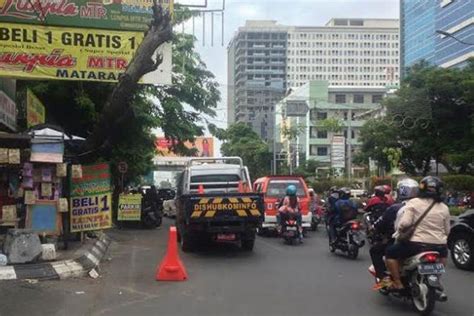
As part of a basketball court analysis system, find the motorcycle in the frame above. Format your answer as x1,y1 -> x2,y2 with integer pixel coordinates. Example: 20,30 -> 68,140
330,220 -> 365,259
142,199 -> 163,229
310,205 -> 324,231
280,213 -> 302,245
368,251 -> 447,315
362,204 -> 387,246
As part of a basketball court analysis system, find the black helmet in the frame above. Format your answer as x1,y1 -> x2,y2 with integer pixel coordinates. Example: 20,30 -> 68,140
339,187 -> 351,199
419,176 -> 444,201
374,185 -> 386,198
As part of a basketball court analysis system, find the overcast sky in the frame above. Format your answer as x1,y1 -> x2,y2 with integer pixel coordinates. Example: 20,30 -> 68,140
175,0 -> 399,152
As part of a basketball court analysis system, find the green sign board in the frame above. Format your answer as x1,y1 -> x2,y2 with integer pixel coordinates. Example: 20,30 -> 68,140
0,0 -> 173,31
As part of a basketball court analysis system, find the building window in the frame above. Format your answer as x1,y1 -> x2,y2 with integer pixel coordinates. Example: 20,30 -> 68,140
343,111 -> 348,120
354,94 -> 364,103
335,94 -> 346,104
317,147 -> 328,156
372,94 -> 383,103
317,130 -> 328,139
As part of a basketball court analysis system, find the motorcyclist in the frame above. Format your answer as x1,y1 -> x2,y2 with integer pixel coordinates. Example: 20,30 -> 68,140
365,185 -> 391,213
369,178 -> 419,290
308,188 -> 317,214
385,176 -> 450,290
278,185 -> 304,242
329,187 -> 358,245
326,186 -> 339,243
383,185 -> 395,205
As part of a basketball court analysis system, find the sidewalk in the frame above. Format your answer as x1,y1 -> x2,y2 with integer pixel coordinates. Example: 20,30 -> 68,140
0,234 -> 112,281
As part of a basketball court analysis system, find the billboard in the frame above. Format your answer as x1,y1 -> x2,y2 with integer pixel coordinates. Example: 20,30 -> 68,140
331,136 -> 345,169
0,22 -> 171,84
70,163 -> 112,232
26,89 -> 45,128
0,0 -> 173,31
156,137 -> 214,157
0,78 -> 16,131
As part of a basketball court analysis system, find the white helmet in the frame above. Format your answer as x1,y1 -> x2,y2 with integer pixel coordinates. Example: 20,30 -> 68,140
396,178 -> 419,201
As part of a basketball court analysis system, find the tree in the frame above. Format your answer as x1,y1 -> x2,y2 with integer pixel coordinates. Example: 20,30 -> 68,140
317,117 -> 344,133
356,60 -> 474,175
218,123 -> 271,180
20,4 -> 220,184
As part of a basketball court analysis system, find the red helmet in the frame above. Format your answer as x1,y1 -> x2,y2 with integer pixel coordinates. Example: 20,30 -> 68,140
383,185 -> 392,194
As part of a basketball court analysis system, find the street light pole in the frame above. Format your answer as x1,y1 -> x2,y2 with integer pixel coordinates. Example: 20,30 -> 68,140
436,30 -> 474,46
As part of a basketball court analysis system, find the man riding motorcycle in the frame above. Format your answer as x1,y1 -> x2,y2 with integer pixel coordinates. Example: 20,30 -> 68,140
369,178 -> 419,290
329,188 -> 358,245
385,176 -> 450,291
365,185 -> 392,213
383,184 -> 395,205
278,185 -> 304,242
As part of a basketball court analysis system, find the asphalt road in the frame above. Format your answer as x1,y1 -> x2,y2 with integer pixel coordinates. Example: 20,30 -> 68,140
0,219 -> 473,316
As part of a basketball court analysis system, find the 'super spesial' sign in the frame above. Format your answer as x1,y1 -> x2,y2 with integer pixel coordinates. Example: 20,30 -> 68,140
0,0 -> 174,31
0,22 -> 171,83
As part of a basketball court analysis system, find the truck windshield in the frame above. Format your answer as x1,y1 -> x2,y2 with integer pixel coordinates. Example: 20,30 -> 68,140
267,180 -> 306,198
191,174 -> 241,183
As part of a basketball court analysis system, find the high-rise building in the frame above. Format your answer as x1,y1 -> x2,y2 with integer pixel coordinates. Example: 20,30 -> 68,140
287,19 -> 400,88
400,0 -> 473,70
227,21 -> 288,141
227,19 -> 400,140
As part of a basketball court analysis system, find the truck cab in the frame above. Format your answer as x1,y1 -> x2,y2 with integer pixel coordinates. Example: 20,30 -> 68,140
175,157 -> 263,252
253,176 -> 312,234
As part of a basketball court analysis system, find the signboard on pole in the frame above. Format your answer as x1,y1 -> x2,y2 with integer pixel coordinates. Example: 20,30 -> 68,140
70,163 -> 112,232
155,137 -> 214,157
331,136 -> 345,169
0,90 -> 16,131
26,89 -> 45,128
117,194 -> 142,221
0,0 -> 174,31
0,22 -> 172,84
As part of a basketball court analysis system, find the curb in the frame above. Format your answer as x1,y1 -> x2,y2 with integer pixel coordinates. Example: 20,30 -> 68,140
0,234 -> 112,281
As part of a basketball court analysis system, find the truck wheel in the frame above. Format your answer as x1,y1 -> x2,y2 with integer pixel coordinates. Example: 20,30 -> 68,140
241,238 -> 255,251
180,232 -> 195,253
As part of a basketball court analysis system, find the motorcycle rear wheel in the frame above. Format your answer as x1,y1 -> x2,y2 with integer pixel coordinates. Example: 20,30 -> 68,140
348,245 -> 359,259
412,278 -> 436,315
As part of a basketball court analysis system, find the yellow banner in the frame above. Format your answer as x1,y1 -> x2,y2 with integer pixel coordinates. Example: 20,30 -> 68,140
70,193 -> 112,232
26,89 -> 45,128
118,194 -> 142,221
0,22 -> 146,82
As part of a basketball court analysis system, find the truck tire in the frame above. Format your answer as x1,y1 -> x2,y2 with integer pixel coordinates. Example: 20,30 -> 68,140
180,232 -> 195,253
241,238 -> 255,251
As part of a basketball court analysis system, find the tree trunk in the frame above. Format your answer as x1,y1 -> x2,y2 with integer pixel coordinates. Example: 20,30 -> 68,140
86,2 -> 173,152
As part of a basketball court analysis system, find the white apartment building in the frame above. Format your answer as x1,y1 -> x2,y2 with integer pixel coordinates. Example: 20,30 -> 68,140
286,18 -> 400,88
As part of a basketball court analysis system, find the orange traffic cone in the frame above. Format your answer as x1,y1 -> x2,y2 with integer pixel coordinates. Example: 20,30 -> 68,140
156,226 -> 188,281
238,180 -> 244,193
198,184 -> 205,194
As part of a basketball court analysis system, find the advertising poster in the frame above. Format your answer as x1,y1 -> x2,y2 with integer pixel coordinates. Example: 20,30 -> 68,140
0,0 -> 174,31
0,22 -> 171,84
331,136 -> 346,169
117,194 -> 142,221
26,89 -> 45,128
70,163 -> 112,232
155,137 -> 214,157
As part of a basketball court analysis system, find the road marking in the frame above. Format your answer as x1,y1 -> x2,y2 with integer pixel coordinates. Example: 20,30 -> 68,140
0,266 -> 16,280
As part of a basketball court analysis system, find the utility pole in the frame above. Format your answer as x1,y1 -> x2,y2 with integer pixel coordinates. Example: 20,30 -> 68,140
347,108 -> 352,181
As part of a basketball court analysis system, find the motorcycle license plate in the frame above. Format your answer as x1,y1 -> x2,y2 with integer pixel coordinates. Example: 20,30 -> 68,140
418,263 -> 445,275
217,234 -> 236,241
286,227 -> 297,231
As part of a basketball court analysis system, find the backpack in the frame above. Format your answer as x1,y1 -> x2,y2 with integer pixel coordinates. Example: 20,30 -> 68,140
339,200 -> 357,222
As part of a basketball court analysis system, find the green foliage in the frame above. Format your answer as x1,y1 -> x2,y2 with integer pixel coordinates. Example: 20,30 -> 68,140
281,123 -> 306,141
294,159 -> 320,179
356,60 -> 474,175
309,178 -> 358,194
449,207 -> 466,217
317,118 -> 344,133
442,175 -> 474,192
218,123 -> 271,180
